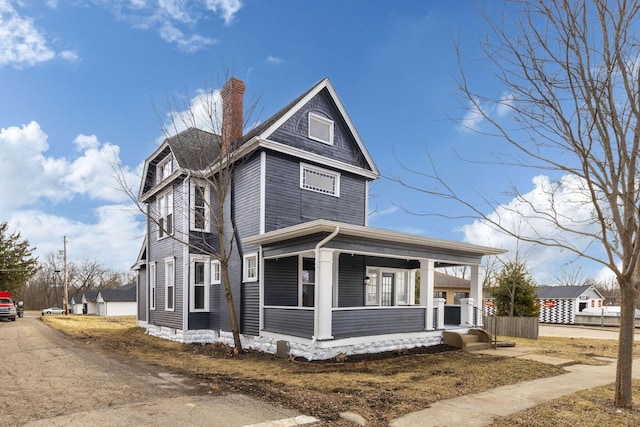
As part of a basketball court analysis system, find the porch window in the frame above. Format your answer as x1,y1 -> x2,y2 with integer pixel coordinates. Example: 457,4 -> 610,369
165,258 -> 175,311
190,258 -> 209,311
365,267 -> 379,305
158,191 -> 173,239
301,257 -> 315,307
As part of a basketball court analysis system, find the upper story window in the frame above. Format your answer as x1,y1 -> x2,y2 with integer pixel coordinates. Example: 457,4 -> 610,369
300,163 -> 340,197
211,260 -> 221,285
158,190 -> 173,239
190,181 -> 210,232
308,112 -> 334,145
157,155 -> 173,182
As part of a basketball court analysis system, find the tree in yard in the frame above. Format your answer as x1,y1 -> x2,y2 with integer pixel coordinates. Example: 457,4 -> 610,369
117,77 -> 260,353
396,0 -> 640,408
0,222 -> 38,296
490,260 -> 539,318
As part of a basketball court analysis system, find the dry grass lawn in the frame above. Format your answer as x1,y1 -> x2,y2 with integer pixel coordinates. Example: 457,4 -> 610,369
41,315 -> 640,426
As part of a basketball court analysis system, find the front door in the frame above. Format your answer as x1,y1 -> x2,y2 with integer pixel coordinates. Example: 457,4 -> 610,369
381,272 -> 395,306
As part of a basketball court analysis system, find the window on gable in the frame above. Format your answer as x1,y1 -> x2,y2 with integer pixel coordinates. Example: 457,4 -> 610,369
308,112 -> 334,145
300,163 -> 340,197
190,181 -> 210,232
158,191 -> 173,239
243,253 -> 258,282
157,155 -> 173,182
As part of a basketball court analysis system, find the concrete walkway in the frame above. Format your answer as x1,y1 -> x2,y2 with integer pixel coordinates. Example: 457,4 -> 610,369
391,326 -> 640,427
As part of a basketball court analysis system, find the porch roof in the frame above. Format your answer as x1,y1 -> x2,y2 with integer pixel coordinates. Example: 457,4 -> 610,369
243,219 -> 506,260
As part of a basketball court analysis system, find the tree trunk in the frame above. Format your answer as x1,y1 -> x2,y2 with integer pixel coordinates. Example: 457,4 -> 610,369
615,276 -> 637,408
221,263 -> 243,353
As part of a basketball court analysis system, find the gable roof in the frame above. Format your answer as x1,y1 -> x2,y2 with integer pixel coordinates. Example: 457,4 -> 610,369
98,283 -> 136,303
434,271 -> 470,289
537,285 -> 603,300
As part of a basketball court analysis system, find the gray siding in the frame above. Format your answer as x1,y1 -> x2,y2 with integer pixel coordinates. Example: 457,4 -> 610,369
242,283 -> 259,336
268,88 -> 371,170
263,307 -> 314,338
264,256 -> 298,306
209,283 -> 221,329
137,265 -> 147,321
264,153 -> 366,232
338,253 -> 365,307
332,307 -> 426,339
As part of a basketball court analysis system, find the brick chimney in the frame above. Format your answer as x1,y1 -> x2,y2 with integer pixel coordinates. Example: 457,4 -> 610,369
221,77 -> 245,153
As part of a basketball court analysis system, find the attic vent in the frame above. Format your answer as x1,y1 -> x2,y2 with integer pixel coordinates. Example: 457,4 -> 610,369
308,112 -> 334,145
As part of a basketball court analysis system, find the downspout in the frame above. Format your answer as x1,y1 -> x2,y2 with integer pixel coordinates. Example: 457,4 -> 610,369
309,226 -> 340,361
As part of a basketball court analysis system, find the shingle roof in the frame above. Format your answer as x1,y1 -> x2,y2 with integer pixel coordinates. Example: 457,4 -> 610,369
166,127 -> 221,171
98,284 -> 136,303
536,285 -> 593,299
434,271 -> 470,289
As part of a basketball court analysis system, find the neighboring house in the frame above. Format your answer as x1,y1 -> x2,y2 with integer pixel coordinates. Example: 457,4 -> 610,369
69,295 -> 83,314
434,271 -> 471,305
134,77 -> 504,360
537,285 -> 604,324
82,291 -> 98,315
96,283 -> 137,316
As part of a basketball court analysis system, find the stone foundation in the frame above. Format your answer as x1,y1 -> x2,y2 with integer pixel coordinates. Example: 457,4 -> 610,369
145,324 -> 444,361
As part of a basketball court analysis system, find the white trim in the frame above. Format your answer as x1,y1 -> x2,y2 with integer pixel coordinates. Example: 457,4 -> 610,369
164,257 -> 175,311
364,181 -> 369,226
259,151 -> 266,234
308,112 -> 334,145
258,247 -> 265,332
149,261 -> 157,310
365,266 -> 411,307
189,255 -> 210,312
157,189 -> 174,240
300,162 -> 340,197
243,253 -> 258,282
189,179 -> 211,232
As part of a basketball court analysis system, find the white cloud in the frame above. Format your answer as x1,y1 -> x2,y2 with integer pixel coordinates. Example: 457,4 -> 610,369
164,88 -> 223,136
159,22 -> 216,53
1,121 -> 145,272
461,174 -> 605,284
203,0 -> 242,25
457,98 -> 486,133
456,93 -> 514,133
266,55 -> 283,64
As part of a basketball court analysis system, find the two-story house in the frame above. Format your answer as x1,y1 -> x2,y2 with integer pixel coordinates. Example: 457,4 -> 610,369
134,77 -> 504,360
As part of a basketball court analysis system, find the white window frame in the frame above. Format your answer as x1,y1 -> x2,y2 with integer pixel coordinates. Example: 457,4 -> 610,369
243,253 -> 258,282
165,258 -> 175,311
308,112 -> 334,145
211,260 -> 221,285
300,163 -> 340,197
190,180 -> 210,232
149,261 -> 157,310
157,155 -> 173,181
157,190 -> 174,239
190,256 -> 210,312
365,266 -> 379,306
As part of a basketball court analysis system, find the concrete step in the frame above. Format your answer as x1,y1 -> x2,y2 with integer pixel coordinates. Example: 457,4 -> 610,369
466,342 -> 491,351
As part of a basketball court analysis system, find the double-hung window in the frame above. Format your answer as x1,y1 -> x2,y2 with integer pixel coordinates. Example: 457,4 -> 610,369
157,155 -> 173,182
300,163 -> 340,197
243,253 -> 258,282
158,191 -> 173,238
190,181 -> 210,232
190,257 -> 209,312
211,260 -> 221,285
165,258 -> 175,311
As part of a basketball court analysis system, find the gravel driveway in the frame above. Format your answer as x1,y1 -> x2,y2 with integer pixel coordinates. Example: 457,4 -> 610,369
2,316 -> 314,427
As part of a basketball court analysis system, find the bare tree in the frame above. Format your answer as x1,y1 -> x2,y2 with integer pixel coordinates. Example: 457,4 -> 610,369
117,76 -> 260,354
396,1 -> 640,407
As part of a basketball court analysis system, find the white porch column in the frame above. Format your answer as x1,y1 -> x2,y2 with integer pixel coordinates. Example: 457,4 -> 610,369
470,264 -> 485,327
420,259 -> 435,330
435,297 -> 445,329
314,248 -> 334,340
460,298 -> 476,327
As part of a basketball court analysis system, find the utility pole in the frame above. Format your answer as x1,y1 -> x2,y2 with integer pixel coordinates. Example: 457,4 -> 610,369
63,236 -> 68,315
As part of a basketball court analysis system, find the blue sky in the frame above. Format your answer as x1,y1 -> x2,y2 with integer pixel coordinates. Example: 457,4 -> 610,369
0,1 -> 611,284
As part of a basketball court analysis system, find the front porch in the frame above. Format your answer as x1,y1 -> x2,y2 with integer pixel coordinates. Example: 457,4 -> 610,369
243,220 -> 503,359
